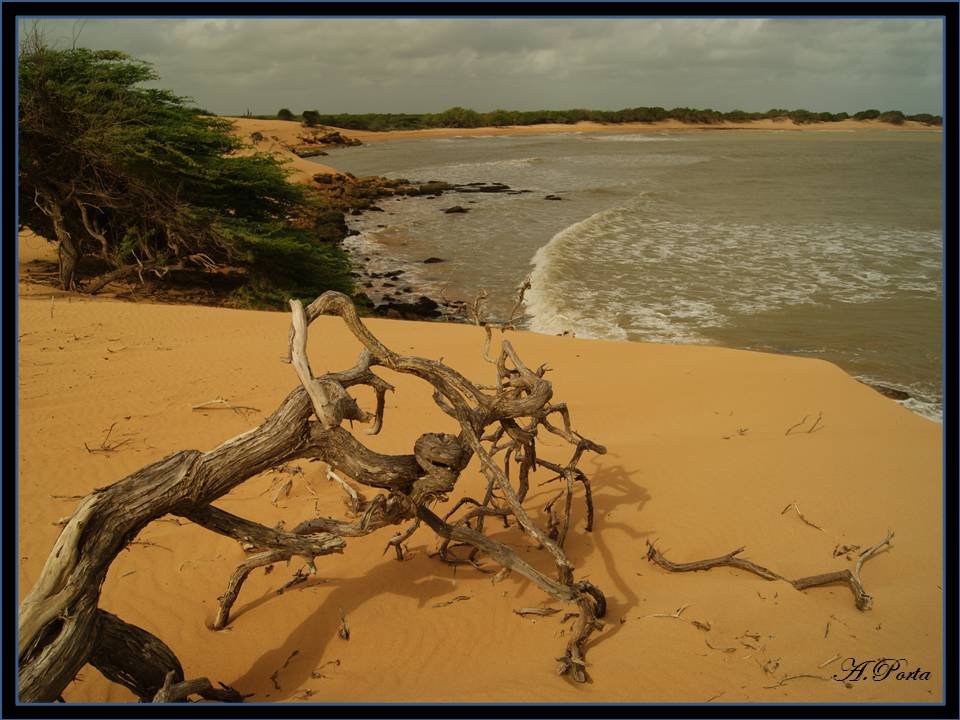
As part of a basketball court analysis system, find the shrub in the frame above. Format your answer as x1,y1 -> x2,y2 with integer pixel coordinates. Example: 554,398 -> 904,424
18,33 -> 352,303
878,110 -> 906,125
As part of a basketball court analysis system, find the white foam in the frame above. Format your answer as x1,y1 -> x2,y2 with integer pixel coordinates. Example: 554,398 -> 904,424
899,396 -> 943,423
586,133 -> 681,142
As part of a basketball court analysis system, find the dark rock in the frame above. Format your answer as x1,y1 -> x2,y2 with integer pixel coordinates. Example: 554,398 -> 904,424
375,294 -> 442,320
350,209 -> 363,216
416,296 -> 440,312
451,182 -> 512,194
544,194 -> 563,201
368,206 -> 384,212
363,282 -> 374,288
383,282 -> 396,288
423,257 -> 446,264
443,206 -> 469,214
293,147 -> 329,158
862,381 -> 911,401
404,181 -> 452,197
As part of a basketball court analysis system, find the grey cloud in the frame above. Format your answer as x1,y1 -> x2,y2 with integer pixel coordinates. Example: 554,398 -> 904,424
24,18 -> 942,115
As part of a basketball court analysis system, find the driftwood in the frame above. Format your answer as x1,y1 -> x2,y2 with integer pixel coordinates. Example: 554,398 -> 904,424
645,530 -> 894,611
18,290 -> 607,703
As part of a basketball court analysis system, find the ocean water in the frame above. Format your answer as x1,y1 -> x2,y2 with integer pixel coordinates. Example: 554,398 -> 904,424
320,130 -> 943,421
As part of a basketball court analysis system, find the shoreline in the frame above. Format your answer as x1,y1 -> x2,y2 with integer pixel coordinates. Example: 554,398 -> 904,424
228,117 -> 941,155
18,120 -> 941,422
19,229 -> 937,423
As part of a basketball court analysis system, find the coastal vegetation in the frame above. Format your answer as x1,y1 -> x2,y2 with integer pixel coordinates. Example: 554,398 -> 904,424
275,105 -> 942,131
18,34 -> 353,309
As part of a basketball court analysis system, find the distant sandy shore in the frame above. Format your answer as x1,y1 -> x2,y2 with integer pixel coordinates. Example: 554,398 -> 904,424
18,228 -> 943,701
227,116 -> 939,181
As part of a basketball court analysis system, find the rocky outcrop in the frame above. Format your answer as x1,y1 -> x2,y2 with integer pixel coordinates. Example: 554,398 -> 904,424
291,147 -> 329,158
375,295 -> 442,320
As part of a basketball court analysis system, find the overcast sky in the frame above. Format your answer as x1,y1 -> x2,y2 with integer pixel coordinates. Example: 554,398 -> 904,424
27,18 -> 943,116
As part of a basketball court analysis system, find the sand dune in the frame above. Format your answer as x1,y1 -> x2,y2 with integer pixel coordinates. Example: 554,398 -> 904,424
18,264 -> 942,702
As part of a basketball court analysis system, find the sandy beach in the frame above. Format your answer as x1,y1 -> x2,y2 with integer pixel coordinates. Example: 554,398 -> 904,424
225,116 -> 940,191
229,116 -> 940,178
18,230 -> 943,703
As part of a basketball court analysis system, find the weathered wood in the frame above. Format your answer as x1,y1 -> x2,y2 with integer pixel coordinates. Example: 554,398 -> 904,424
645,530 -> 894,611
89,611 -> 184,701
18,290 -> 607,702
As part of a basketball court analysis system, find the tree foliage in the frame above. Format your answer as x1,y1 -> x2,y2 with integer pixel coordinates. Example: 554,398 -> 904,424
18,33 -> 351,305
301,110 -> 321,127
302,105 -> 940,132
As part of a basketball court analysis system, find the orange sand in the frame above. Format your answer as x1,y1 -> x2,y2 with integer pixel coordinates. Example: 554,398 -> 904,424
18,236 -> 943,703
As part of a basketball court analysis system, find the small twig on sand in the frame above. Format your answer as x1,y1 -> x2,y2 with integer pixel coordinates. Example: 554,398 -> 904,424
785,415 -> 808,436
276,565 -> 310,594
818,654 -> 840,668
337,608 -> 350,640
271,478 -> 293,506
763,673 -> 828,689
514,607 -> 560,617
432,595 -> 471,609
642,604 -> 691,620
704,637 -> 737,654
807,412 -> 824,433
129,540 -> 173,552
268,649 -> 300,690
781,502 -> 826,532
84,422 -> 132,454
785,411 -> 824,435
191,397 -> 261,417
311,659 -> 340,679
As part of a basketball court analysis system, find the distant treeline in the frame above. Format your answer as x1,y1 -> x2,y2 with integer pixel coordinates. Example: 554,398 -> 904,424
265,106 -> 942,131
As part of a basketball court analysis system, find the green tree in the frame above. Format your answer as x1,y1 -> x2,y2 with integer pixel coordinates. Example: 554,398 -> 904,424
436,106 -> 483,128
877,110 -> 906,125
277,107 -> 294,121
18,32 -> 350,304
301,109 -> 321,127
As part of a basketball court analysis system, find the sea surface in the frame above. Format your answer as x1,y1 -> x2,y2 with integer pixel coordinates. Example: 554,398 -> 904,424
320,129 -> 943,421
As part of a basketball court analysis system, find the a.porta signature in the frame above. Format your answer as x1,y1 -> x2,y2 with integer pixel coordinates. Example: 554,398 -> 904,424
833,658 -> 932,682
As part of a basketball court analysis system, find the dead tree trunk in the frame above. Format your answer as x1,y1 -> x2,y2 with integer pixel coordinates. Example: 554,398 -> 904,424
33,189 -> 79,290
18,289 -> 607,702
